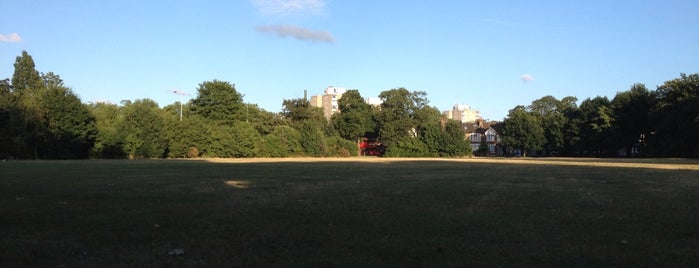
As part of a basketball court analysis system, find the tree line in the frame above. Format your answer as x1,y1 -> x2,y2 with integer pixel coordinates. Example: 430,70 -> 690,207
2,51 -> 696,159
0,51 -> 471,159
500,74 -> 699,157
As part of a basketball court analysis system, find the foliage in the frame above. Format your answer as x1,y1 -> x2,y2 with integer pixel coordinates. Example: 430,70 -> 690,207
89,102 -> 127,158
2,51 -> 698,159
190,80 -> 244,124
259,125 -> 304,157
324,136 -> 358,157
39,84 -> 97,159
376,88 -> 445,157
611,84 -> 651,157
649,73 -> 699,157
579,97 -> 615,156
117,99 -> 170,158
501,106 -> 545,156
440,119 -> 471,157
331,89 -> 375,140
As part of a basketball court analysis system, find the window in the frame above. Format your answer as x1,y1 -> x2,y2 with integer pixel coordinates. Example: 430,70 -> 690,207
487,134 -> 495,142
488,144 -> 496,153
470,133 -> 481,141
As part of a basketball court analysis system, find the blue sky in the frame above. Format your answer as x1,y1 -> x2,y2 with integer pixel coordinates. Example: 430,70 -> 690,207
1,0 -> 697,120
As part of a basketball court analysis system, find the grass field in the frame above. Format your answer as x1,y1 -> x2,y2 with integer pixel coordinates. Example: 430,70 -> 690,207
1,158 -> 698,267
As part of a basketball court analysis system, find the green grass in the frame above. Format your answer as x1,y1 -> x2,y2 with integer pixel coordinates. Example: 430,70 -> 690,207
1,159 -> 698,267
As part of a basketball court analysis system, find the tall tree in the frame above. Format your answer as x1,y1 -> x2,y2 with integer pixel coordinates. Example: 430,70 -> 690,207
0,78 -> 17,158
501,106 -> 545,157
118,99 -> 169,158
611,84 -> 652,157
38,76 -> 97,159
528,96 -> 566,155
579,97 -> 615,156
190,80 -> 244,124
331,89 -> 375,140
11,51 -> 46,159
650,73 -> 699,157
376,88 -> 420,150
282,98 -> 328,156
89,102 -> 127,158
440,119 -> 471,157
11,51 -> 43,94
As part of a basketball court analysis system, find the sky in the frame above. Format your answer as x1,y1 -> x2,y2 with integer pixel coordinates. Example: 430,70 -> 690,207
1,0 -> 698,120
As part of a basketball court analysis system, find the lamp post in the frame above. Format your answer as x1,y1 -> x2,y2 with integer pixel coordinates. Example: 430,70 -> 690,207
171,89 -> 190,121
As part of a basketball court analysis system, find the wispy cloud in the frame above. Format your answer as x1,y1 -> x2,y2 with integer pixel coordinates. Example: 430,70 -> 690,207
252,0 -> 325,15
520,74 -> 534,83
0,33 -> 23,43
256,24 -> 334,43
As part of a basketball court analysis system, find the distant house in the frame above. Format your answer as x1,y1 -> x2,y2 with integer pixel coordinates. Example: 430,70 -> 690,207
464,120 -> 501,156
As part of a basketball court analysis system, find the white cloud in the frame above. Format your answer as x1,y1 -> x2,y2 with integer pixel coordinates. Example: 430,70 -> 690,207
256,24 -> 334,43
252,0 -> 325,15
0,33 -> 23,43
520,74 -> 534,83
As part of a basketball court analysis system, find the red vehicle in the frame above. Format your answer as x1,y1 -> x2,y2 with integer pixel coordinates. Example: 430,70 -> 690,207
359,137 -> 385,156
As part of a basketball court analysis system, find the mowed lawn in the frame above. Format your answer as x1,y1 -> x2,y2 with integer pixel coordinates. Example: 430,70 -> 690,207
1,158 -> 698,267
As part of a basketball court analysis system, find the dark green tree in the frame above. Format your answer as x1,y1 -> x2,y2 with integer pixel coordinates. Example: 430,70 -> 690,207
10,51 -> 46,158
377,88 -> 436,156
649,73 -> 699,157
281,98 -> 328,156
579,97 -> 615,156
89,102 -> 127,158
229,121 -> 261,157
260,125 -> 304,157
0,78 -> 18,158
440,119 -> 471,157
611,84 -> 652,157
331,89 -> 375,141
501,106 -> 545,157
190,80 -> 244,124
38,78 -> 97,159
528,96 -> 567,156
118,99 -> 169,158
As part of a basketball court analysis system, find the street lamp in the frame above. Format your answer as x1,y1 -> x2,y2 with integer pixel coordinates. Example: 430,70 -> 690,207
171,89 -> 190,121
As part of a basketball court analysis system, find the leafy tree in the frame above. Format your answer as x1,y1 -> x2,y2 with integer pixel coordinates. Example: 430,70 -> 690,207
281,98 -> 329,156
163,114 -> 210,158
325,136 -> 358,157
89,102 -> 127,158
611,84 -> 652,157
10,51 -> 46,159
0,78 -> 18,157
298,120 -> 326,156
377,88 -> 417,146
579,97 -> 615,156
558,97 -> 581,156
11,51 -> 43,94
377,88 -> 436,156
440,119 -> 471,157
38,80 -> 97,159
259,125 -> 304,157
528,96 -> 567,156
649,73 -> 699,157
244,104 -> 282,135
501,106 -> 545,157
229,121 -> 261,157
118,99 -> 169,158
281,98 -> 326,127
190,80 -> 244,124
331,89 -> 375,140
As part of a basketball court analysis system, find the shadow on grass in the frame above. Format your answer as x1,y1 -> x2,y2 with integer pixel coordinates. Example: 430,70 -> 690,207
1,159 -> 698,266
